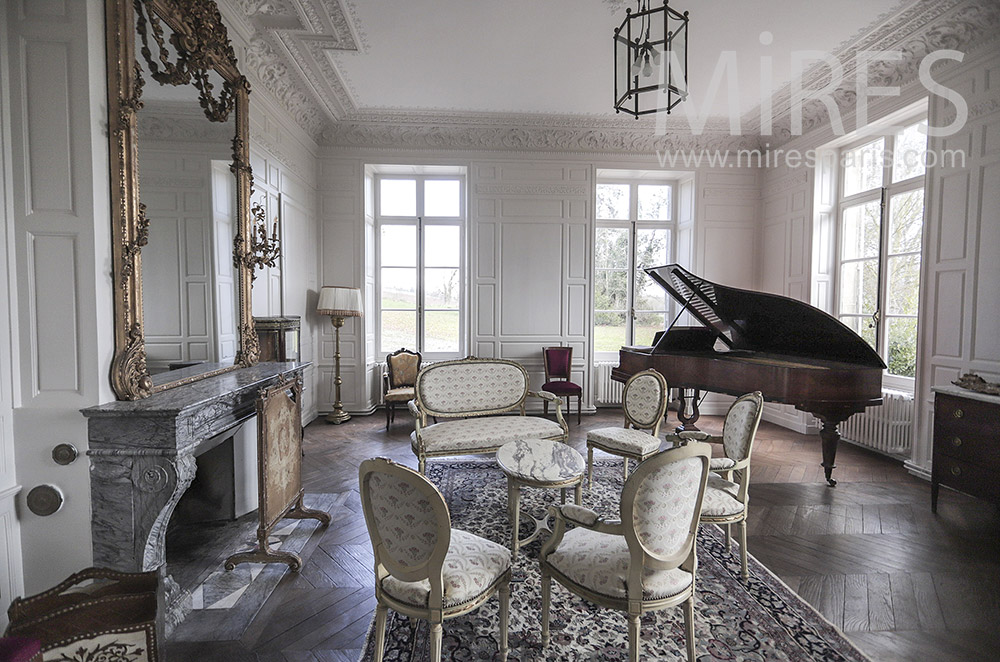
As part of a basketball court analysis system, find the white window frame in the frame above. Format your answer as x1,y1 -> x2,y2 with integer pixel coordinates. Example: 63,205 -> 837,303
375,174 -> 466,360
834,117 -> 926,392
594,178 -> 677,362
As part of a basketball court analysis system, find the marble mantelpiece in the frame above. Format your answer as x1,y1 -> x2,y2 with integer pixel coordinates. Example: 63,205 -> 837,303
82,362 -> 308,573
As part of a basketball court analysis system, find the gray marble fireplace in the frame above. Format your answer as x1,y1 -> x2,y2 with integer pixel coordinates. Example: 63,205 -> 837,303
81,362 -> 307,628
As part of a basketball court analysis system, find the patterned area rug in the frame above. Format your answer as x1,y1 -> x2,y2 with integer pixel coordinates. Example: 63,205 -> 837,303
360,460 -> 870,662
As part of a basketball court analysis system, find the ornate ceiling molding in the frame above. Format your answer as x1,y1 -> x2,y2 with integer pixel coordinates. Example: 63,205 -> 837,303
323,110 -> 761,155
756,0 -> 1000,145
219,0 -> 999,152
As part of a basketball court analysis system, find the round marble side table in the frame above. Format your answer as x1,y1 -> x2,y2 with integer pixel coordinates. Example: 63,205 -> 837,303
496,438 -> 585,558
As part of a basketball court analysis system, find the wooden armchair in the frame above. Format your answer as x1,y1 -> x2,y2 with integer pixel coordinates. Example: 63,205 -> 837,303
383,348 -> 421,430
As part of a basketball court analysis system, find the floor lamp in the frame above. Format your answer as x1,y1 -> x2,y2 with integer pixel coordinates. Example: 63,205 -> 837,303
317,286 -> 363,424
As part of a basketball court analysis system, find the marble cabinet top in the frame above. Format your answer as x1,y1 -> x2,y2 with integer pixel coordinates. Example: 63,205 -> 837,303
81,362 -> 309,418
496,439 -> 585,485
932,384 -> 1000,405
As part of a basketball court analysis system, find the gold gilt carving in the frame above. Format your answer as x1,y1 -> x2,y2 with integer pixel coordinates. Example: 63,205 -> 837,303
106,0 -> 259,399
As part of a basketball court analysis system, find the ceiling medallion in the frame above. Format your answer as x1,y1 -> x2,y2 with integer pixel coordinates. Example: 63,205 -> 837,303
613,0 -> 689,118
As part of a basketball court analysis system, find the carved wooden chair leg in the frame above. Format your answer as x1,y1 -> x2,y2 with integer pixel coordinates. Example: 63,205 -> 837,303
373,604 -> 388,662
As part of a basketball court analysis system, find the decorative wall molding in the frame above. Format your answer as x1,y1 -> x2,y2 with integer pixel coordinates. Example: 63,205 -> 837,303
764,170 -> 810,196
323,111 -> 761,154
243,34 -> 328,139
702,188 -> 760,201
476,183 -> 589,197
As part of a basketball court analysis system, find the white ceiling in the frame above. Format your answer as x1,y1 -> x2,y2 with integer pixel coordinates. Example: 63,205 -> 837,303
329,0 -> 905,118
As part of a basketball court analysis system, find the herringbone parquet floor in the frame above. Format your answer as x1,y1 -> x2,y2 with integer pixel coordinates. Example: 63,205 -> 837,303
166,408 -> 1000,662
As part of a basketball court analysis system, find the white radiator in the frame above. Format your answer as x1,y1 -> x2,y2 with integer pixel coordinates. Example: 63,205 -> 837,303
595,362 -> 624,405
841,389 -> 914,456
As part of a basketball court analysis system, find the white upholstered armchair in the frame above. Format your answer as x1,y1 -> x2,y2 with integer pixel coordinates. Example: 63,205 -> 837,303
539,442 -> 712,662
667,390 -> 764,581
359,457 -> 512,661
586,368 -> 669,486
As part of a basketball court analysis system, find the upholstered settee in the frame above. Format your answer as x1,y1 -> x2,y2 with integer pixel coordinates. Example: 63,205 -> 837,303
408,357 -> 570,473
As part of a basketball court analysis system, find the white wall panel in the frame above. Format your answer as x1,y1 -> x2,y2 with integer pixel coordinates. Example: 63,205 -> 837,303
973,161 -> 1000,362
28,234 -> 79,394
936,173 -> 969,261
22,41 -> 73,214
500,224 -> 562,336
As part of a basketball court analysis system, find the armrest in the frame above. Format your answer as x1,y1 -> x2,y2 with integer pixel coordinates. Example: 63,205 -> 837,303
664,430 -> 722,446
407,400 -> 421,419
529,390 -> 558,402
554,504 -> 623,535
382,372 -> 390,393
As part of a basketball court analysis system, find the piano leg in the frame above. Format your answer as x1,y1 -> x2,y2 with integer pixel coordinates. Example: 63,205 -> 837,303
675,388 -> 702,434
818,418 -> 842,487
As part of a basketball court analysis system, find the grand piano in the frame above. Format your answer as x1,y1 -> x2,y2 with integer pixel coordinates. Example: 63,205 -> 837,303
613,264 -> 885,486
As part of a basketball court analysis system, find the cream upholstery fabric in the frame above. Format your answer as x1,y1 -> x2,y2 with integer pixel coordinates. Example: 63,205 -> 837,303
623,372 -> 665,428
412,416 -> 565,454
381,529 -> 511,608
385,386 -> 415,403
632,456 -> 703,556
709,457 -> 737,471
388,352 -> 420,387
547,527 -> 692,600
700,474 -> 743,517
418,362 -> 526,414
722,397 -> 760,462
587,427 -> 662,455
368,472 -> 440,568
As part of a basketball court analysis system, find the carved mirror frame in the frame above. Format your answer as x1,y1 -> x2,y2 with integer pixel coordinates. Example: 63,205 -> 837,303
106,0 -> 259,400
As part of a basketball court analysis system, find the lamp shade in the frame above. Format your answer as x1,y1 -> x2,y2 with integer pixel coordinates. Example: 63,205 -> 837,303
317,286 -> 363,317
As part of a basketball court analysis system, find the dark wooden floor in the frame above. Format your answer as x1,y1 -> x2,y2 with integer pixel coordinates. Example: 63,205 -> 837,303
166,408 -> 1000,662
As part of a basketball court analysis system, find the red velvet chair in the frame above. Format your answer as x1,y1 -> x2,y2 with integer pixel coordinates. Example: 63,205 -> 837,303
542,346 -> 582,424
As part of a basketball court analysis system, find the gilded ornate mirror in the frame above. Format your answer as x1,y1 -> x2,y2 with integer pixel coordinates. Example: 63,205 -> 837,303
106,0 -> 269,399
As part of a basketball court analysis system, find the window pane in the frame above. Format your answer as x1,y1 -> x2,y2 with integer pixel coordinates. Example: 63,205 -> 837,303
886,317 -> 918,377
595,269 -> 628,312
888,189 -> 923,254
380,268 -> 416,308
381,310 -> 416,353
841,201 -> 881,261
635,228 -> 670,268
596,227 -> 629,269
424,225 -> 460,267
634,313 -> 665,346
886,254 -> 920,315
839,259 -> 878,315
634,270 -> 668,311
893,122 -> 927,182
380,179 -> 416,216
597,184 -> 630,220
595,311 -> 627,352
381,225 -> 416,266
840,315 -> 876,349
637,185 -> 672,220
424,180 -> 461,217
843,138 -> 884,197
425,268 -> 460,308
424,311 -> 459,352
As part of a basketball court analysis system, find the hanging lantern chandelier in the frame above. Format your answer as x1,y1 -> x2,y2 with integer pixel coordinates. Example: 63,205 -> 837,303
613,0 -> 689,118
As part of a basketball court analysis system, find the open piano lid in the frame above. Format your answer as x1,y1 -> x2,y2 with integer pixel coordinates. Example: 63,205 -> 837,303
646,264 -> 887,369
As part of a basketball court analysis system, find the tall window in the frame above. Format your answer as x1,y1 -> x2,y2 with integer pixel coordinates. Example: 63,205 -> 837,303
377,175 -> 465,358
594,181 -> 674,359
836,119 -> 926,387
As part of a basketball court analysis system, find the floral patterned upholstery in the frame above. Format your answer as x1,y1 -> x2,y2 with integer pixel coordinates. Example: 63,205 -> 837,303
709,457 -> 737,471
722,394 -> 763,462
381,529 -> 511,608
546,527 -> 693,600
632,456 -> 704,557
418,361 -> 527,415
367,471 -> 441,568
412,416 -> 565,455
387,350 -> 420,388
587,428 -> 662,455
384,386 -> 415,403
700,474 -> 743,517
623,371 -> 666,428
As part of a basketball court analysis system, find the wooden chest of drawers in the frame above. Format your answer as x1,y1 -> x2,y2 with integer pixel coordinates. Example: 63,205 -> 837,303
931,386 -> 1000,512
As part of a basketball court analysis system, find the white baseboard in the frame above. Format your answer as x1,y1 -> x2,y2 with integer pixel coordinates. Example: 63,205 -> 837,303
904,459 -> 931,481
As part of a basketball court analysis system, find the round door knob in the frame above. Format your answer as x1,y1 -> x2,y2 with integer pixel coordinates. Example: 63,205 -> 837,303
26,485 -> 64,516
52,443 -> 78,465
950,466 -> 962,476
953,409 -> 964,418
951,437 -> 963,447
